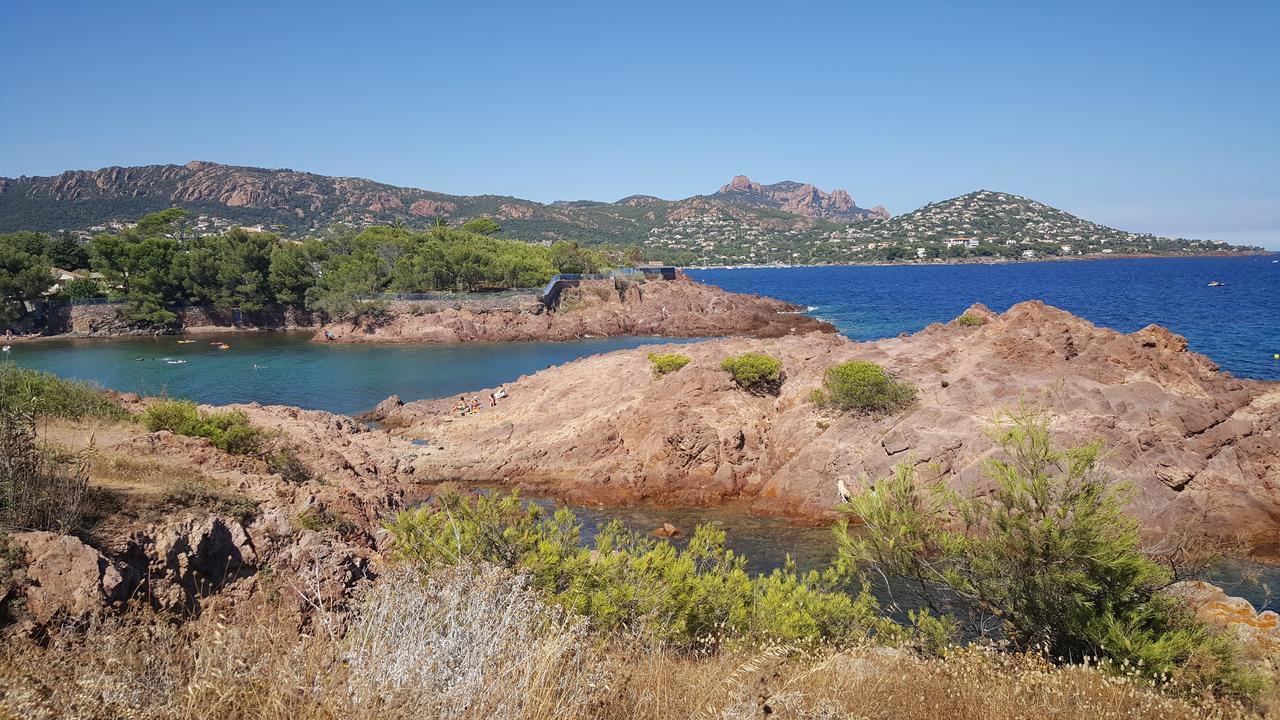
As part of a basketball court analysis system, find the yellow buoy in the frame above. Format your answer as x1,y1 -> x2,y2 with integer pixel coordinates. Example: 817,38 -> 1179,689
1274,353 -> 1279,360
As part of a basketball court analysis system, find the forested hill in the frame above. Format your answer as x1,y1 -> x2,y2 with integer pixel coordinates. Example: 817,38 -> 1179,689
1,163 -> 1258,264
0,162 -> 877,245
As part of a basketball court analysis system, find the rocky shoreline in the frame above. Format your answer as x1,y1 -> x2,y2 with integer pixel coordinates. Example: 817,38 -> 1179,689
368,301 -> 1280,553
4,298 -> 1279,641
313,274 -> 835,344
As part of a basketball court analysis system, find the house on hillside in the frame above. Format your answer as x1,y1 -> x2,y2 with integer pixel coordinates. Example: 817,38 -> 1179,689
47,268 -> 105,296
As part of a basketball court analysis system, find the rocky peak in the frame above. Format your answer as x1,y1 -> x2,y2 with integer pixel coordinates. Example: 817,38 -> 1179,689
714,174 -> 883,222
721,175 -> 762,194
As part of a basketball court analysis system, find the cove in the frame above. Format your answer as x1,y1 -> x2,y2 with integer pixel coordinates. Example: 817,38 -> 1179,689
5,332 -> 699,416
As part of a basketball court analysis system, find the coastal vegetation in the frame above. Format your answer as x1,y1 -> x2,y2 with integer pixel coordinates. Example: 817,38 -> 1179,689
956,312 -> 987,326
720,352 -> 785,395
839,409 -> 1262,696
141,400 -> 263,455
386,492 -> 884,649
0,365 -> 127,421
647,352 -> 691,376
0,406 -> 88,535
0,210 -> 628,329
809,360 -> 916,413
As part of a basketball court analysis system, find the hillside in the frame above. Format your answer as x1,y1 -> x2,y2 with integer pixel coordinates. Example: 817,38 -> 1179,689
643,189 -> 1256,264
0,165 -> 1257,264
0,162 -> 877,248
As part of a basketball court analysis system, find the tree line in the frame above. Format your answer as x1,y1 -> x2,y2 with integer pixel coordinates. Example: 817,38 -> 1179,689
0,209 -> 641,328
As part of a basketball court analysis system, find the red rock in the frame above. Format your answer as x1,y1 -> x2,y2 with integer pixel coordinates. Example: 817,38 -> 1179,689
381,301 -> 1280,552
315,276 -> 836,344
9,532 -> 122,624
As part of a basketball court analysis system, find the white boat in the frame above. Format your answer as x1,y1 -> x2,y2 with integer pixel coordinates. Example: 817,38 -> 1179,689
1208,281 -> 1225,287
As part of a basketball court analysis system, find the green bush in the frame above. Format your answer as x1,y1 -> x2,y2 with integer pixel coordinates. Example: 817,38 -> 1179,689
0,366 -> 127,421
386,492 -> 890,649
720,352 -> 784,395
956,313 -> 986,327
836,409 -> 1262,697
141,400 -> 263,455
810,361 -> 915,414
647,352 -> 691,377
58,277 -> 105,301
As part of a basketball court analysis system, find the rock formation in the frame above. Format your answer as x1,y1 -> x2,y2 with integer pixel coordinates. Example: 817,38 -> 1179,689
375,301 -> 1280,551
314,275 -> 837,344
714,175 -> 888,221
5,300 -> 1279,635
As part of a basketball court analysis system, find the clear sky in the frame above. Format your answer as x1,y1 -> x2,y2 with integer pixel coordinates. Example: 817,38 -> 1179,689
2,0 -> 1277,248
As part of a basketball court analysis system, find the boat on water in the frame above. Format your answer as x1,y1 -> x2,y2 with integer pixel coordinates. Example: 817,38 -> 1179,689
177,339 -> 196,344
166,359 -> 187,365
1208,281 -> 1226,287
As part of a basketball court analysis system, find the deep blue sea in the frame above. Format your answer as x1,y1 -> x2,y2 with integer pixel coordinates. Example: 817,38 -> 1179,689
690,255 -> 1280,381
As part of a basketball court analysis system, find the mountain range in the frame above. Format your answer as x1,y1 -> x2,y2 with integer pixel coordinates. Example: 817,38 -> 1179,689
0,161 -> 878,244
0,161 -> 1256,264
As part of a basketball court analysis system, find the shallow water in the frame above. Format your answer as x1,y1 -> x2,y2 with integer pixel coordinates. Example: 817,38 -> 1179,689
535,496 -> 1280,612
5,333 -> 698,416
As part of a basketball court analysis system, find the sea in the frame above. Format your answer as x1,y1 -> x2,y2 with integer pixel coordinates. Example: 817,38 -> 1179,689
689,254 -> 1280,382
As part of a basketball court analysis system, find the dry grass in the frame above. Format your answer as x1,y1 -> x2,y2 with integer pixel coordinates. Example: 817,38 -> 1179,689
1,564 -> 1273,720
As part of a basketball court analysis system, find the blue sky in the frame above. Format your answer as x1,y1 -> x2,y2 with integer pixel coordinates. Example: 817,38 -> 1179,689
1,1 -> 1277,248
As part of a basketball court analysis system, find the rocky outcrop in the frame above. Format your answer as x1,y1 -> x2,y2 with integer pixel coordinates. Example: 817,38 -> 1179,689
2,400 -> 432,632
8,533 -> 123,626
378,301 -> 1280,551
1169,581 -> 1280,663
315,275 -> 837,344
715,175 -> 886,221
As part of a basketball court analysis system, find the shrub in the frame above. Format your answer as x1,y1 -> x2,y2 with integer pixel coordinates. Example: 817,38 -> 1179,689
385,492 -> 887,649
58,277 -> 105,301
647,352 -> 691,377
810,360 -> 915,414
162,480 -> 258,522
0,409 -> 88,533
141,400 -> 263,455
720,352 -> 784,395
956,313 -> 987,327
295,505 -> 347,533
0,365 -> 127,421
836,408 -> 1262,697
267,449 -> 313,484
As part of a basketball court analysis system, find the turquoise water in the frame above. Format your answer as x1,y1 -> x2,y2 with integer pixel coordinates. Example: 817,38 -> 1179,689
5,332 -> 698,416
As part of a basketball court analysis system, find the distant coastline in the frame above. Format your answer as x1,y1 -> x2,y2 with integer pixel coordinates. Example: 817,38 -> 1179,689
683,248 -> 1273,271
